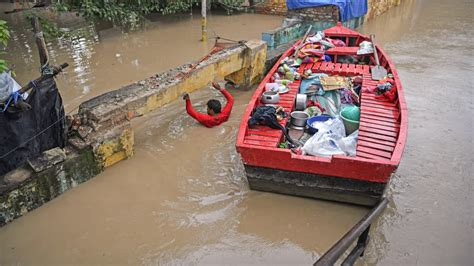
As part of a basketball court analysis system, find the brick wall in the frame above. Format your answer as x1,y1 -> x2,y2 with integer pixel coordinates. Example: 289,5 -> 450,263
288,5 -> 339,22
255,0 -> 288,16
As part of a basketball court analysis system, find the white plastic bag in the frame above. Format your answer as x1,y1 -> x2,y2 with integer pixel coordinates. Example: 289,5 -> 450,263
308,31 -> 325,43
302,117 -> 346,157
0,72 -> 14,102
302,118 -> 358,157
357,41 -> 374,55
337,130 -> 358,157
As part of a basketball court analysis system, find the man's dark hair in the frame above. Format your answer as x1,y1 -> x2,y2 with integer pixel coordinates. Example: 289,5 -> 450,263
207,99 -> 222,114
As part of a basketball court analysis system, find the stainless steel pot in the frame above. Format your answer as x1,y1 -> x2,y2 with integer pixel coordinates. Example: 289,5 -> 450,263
261,91 -> 280,104
290,111 -> 309,127
295,94 -> 307,111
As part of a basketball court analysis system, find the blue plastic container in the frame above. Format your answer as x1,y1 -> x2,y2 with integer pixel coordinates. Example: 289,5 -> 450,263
306,115 -> 333,134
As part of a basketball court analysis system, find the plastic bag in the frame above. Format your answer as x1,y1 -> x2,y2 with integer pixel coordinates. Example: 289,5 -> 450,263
302,118 -> 358,157
0,72 -> 18,102
357,41 -> 374,55
302,117 -> 346,157
308,31 -> 325,43
337,130 -> 358,157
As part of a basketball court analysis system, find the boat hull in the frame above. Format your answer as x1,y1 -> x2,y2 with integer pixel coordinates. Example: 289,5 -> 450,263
245,165 -> 386,206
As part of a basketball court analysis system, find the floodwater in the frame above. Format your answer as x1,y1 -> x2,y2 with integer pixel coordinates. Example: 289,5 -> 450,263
0,0 -> 473,265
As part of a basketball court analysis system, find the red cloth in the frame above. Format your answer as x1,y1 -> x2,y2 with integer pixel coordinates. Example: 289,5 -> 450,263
185,89 -> 234,128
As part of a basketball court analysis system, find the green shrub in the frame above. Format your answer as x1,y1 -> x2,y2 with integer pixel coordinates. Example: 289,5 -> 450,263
0,20 -> 10,73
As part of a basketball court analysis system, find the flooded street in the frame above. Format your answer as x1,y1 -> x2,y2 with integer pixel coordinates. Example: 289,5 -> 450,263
1,0 -> 473,265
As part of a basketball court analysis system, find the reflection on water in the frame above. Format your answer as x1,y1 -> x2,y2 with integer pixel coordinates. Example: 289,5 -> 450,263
1,0 -> 473,265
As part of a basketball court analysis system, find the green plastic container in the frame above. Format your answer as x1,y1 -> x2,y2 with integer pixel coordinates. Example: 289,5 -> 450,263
341,105 -> 360,121
340,106 -> 360,135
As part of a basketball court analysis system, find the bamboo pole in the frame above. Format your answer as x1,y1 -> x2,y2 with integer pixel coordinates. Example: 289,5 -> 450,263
201,0 -> 207,42
30,16 -> 49,68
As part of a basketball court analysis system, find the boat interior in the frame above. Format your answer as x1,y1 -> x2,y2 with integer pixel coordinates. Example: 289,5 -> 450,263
241,26 -> 406,163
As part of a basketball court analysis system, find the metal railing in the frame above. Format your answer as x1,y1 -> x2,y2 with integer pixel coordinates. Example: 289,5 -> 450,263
314,198 -> 389,266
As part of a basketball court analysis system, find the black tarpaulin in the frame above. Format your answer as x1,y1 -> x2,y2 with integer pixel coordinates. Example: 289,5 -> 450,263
0,76 -> 66,176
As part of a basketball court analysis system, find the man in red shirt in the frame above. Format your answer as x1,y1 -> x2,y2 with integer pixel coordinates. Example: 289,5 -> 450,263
182,82 -> 234,128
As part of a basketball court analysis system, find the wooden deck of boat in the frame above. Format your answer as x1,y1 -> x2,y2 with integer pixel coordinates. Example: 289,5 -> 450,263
242,61 -> 401,162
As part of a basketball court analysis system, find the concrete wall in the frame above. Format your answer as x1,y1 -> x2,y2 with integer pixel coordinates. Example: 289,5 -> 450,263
0,40 -> 267,227
0,148 -> 102,226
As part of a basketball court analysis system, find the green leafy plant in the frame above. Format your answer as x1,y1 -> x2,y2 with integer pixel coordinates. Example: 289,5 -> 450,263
52,0 -> 172,28
50,0 -> 244,28
0,20 -> 10,73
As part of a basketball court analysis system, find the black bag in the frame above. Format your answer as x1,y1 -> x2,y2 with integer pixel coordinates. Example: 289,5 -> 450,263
0,77 -> 66,176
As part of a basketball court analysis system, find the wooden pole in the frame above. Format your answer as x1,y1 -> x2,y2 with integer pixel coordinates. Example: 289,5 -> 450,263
201,0 -> 207,42
30,16 -> 49,68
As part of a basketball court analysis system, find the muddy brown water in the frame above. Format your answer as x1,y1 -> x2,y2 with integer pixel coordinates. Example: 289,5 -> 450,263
0,0 -> 473,265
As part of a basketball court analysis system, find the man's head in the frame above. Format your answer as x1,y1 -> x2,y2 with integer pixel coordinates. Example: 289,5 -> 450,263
207,99 -> 222,116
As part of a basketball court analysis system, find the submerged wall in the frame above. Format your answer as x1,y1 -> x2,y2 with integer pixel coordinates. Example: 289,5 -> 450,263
0,40 -> 267,227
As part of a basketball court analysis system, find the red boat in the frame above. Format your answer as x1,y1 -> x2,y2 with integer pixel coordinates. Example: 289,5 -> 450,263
236,23 -> 407,206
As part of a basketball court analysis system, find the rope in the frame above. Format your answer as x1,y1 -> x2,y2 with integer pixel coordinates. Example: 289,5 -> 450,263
1,91 -> 22,113
1,95 -> 14,113
213,36 -> 243,44
207,28 -> 241,43
40,61 -> 54,75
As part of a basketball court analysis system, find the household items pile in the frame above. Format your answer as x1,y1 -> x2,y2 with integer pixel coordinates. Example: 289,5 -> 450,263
255,65 -> 363,157
264,31 -> 357,95
248,30 -> 399,158
290,68 -> 361,157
